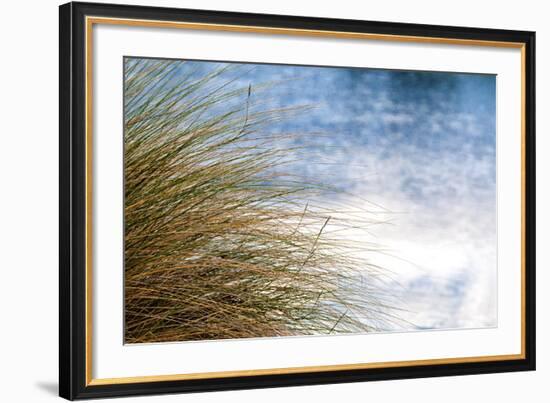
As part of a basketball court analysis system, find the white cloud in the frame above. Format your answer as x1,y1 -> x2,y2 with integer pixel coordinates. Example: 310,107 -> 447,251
317,141 -> 498,331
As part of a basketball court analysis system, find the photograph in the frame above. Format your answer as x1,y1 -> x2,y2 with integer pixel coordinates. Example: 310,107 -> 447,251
0,0 -> 542,400
124,57 -> 497,344
56,2 -> 535,399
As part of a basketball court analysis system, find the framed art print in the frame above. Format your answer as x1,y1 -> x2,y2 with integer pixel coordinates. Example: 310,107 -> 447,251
59,2 -> 536,400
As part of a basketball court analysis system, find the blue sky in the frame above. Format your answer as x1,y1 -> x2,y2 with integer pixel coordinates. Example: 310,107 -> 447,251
140,58 -> 497,332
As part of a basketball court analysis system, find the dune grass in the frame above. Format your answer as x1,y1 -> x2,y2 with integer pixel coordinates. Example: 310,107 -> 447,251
124,57 -> 397,343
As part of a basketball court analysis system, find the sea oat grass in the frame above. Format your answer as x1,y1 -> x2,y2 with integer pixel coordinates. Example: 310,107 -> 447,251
124,58 -> 397,343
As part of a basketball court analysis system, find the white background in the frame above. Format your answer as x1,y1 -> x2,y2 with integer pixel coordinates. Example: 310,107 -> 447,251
0,0 -> 545,401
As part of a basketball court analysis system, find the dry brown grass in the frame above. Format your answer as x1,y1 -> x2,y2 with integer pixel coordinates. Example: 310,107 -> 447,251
124,58 -> 398,343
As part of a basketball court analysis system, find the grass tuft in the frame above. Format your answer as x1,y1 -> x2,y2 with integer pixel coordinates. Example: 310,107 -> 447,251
124,58 -> 398,343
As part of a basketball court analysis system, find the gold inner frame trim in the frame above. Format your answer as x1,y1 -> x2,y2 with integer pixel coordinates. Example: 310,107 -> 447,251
84,15 -> 527,386
88,354 -> 522,386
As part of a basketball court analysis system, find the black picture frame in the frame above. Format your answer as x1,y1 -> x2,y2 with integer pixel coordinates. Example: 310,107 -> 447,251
59,1 -> 536,400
